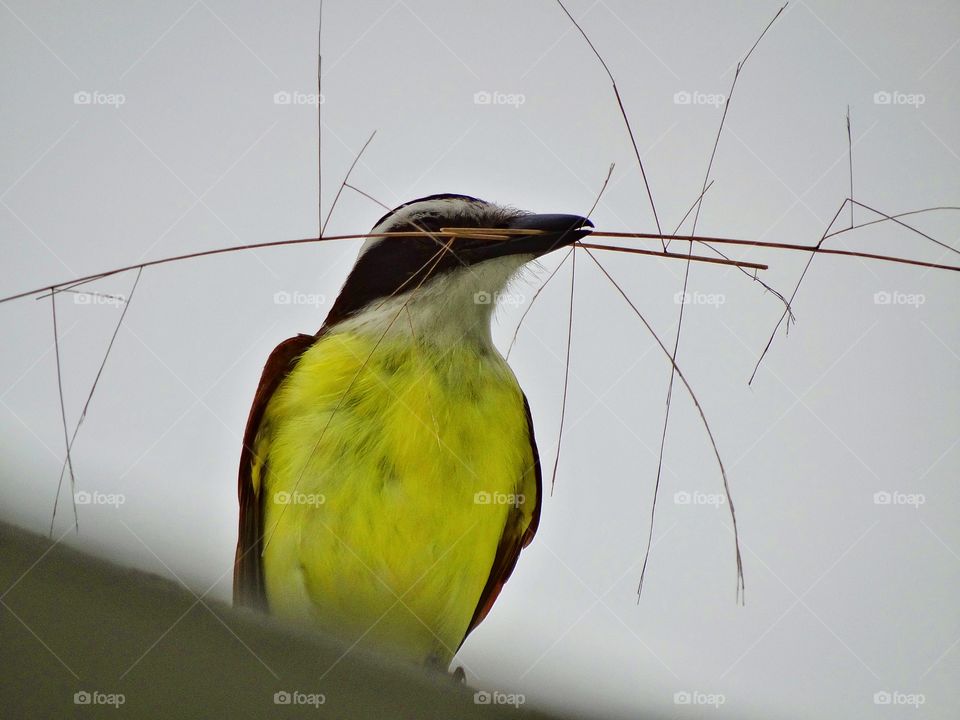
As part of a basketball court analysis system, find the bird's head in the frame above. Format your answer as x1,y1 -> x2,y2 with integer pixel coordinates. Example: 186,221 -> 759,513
323,194 -> 593,341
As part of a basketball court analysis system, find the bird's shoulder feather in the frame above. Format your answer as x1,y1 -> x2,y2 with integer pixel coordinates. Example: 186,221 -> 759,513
233,332 -> 318,610
460,393 -> 542,644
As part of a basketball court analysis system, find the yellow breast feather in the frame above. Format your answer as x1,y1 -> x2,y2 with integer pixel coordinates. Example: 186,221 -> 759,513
258,330 -> 536,664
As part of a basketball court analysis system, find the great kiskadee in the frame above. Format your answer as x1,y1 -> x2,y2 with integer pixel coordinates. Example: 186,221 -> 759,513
233,194 -> 593,668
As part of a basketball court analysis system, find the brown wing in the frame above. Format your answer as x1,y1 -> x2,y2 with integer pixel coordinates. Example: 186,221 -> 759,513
459,394 -> 542,646
233,333 -> 318,611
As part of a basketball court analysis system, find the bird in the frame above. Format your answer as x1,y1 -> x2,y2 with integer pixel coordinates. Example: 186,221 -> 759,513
233,193 -> 593,669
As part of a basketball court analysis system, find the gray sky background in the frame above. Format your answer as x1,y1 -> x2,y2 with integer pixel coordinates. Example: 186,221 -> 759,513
1,1 -> 958,718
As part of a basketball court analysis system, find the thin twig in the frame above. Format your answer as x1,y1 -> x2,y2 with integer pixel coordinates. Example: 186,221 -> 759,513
675,1 -> 787,251
578,243 -> 767,270
750,197 -> 960,383
514,161 -> 615,492
583,248 -> 744,602
321,130 -> 377,236
671,2 -> 791,309
847,105 -> 854,229
345,181 -> 391,211
49,268 -> 143,536
669,180 -> 783,304
642,2 -> 783,601
554,0 -> 664,249
844,199 -> 960,257
672,182 -> 794,313
404,304 -> 441,448
50,293 -> 79,533
505,248 -> 573,360
549,248 -> 576,496
749,200 -> 848,384
823,205 -> 960,241
36,289 -> 128,305
587,163 -> 615,217
319,3 -> 326,235
509,178 -> 714,361
0,231 -> 448,306
588,232 -> 960,272
8,220 -> 960,309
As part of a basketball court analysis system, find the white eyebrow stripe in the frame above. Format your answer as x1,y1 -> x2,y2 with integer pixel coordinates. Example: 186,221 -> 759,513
356,197 -> 490,259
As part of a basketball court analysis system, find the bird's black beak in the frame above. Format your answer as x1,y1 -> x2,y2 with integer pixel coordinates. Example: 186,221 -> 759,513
459,213 -> 594,265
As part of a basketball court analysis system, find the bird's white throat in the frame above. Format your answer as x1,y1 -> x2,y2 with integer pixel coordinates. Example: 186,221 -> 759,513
335,254 -> 532,350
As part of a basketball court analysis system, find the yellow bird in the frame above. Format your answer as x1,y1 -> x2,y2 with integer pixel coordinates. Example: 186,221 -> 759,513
233,194 -> 593,669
